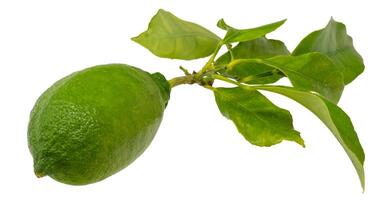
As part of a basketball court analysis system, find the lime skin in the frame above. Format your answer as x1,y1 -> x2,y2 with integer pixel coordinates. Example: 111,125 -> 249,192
28,64 -> 170,185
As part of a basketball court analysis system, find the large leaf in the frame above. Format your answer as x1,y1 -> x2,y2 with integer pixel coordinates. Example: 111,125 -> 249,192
255,85 -> 365,189
226,53 -> 344,103
132,9 -> 221,60
214,87 -> 304,147
217,18 -> 286,43
215,37 -> 289,84
292,18 -> 364,84
265,53 -> 345,103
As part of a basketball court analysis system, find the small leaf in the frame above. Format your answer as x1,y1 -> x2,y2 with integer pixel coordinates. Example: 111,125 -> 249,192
257,85 -> 365,189
265,53 -> 345,103
216,37 -> 290,65
216,18 -> 234,30
217,19 -> 286,43
215,37 -> 289,84
214,87 -> 304,147
292,18 -> 364,84
225,62 -> 283,84
132,9 -> 221,60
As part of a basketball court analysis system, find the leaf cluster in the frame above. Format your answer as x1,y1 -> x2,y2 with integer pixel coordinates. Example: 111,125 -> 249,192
132,9 -> 365,189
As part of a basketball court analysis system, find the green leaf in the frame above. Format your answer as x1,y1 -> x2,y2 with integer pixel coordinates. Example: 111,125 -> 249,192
132,9 -> 221,60
217,18 -> 286,43
265,53 -> 345,103
213,87 -> 304,147
256,85 -> 365,189
292,18 -> 364,84
215,37 -> 289,84
216,37 -> 290,65
225,62 -> 283,84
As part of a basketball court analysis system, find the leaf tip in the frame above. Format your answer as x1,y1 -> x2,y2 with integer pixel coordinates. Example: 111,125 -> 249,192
217,18 -> 228,30
296,137 -> 306,148
157,8 -> 167,14
130,36 -> 138,42
327,17 -> 339,26
359,170 -> 365,192
274,18 -> 287,27
131,34 -> 143,44
290,130 -> 305,147
217,18 -> 224,23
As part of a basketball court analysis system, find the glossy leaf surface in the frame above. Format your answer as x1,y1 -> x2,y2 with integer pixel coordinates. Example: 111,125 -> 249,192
217,19 -> 286,43
266,53 -> 345,103
256,85 -> 365,189
216,37 -> 290,65
133,9 -> 221,60
216,37 -> 289,84
214,87 -> 304,147
292,18 -> 364,84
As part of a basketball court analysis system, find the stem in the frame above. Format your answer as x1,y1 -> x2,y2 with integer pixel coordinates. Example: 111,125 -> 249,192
179,66 -> 191,75
168,74 -> 195,88
169,58 -> 282,89
202,84 -> 215,91
197,42 -> 223,76
169,42 -> 226,89
226,58 -> 264,70
212,74 -> 285,95
212,74 -> 240,86
169,47 -> 282,89
212,74 -> 260,90
205,42 -> 223,69
226,58 -> 285,77
226,44 -> 234,61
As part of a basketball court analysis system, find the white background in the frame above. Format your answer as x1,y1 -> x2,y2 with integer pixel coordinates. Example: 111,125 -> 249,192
0,0 -> 389,199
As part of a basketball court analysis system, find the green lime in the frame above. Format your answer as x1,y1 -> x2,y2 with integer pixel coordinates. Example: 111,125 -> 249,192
28,64 -> 170,185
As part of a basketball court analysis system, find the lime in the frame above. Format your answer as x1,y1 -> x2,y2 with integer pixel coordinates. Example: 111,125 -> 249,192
28,64 -> 170,185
